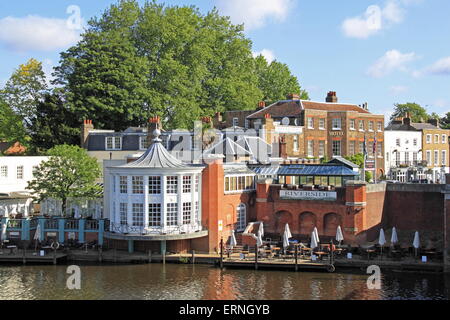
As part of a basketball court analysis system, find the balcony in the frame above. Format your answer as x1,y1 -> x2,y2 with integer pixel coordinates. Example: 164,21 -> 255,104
393,161 -> 427,168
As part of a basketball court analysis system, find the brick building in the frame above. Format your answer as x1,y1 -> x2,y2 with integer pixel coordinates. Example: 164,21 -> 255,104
220,92 -> 385,179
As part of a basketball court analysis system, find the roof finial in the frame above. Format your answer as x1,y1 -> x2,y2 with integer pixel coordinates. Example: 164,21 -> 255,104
153,129 -> 162,142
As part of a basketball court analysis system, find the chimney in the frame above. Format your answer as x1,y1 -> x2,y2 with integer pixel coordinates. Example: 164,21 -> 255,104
213,112 -> 222,128
326,91 -> 338,103
287,93 -> 300,100
257,101 -> 266,109
279,135 -> 287,159
201,116 -> 212,124
147,116 -> 162,146
403,112 -> 411,126
81,119 -> 94,149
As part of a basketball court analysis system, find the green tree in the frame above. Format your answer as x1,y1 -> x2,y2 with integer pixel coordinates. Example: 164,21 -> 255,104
365,171 -> 372,183
439,112 -> 450,129
344,153 -> 365,168
390,103 -> 429,123
0,98 -> 29,149
27,145 -> 101,215
29,93 -> 80,153
254,54 -> 309,105
0,58 -> 48,129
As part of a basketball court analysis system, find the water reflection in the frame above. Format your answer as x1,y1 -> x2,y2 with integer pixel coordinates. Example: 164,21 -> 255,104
0,264 -> 447,300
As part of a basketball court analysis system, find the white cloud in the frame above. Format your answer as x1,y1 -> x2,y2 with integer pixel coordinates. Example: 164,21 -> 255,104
0,15 -> 82,52
215,0 -> 294,31
367,49 -> 418,78
426,57 -> 450,75
434,99 -> 448,109
342,0 -> 413,39
252,49 -> 276,63
389,85 -> 409,94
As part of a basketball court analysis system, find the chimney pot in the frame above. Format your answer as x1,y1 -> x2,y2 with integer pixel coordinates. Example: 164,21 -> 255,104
326,91 -> 338,103
258,101 -> 266,109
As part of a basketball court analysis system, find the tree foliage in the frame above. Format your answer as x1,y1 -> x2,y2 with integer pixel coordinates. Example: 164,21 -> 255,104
0,58 -> 48,129
0,98 -> 29,148
390,103 -> 429,123
344,153 -> 365,168
439,112 -> 450,129
27,145 -> 101,215
54,0 -> 307,130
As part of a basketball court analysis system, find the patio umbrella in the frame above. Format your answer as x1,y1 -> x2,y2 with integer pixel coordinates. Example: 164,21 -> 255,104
229,230 -> 237,249
256,230 -> 263,248
282,230 -> 290,254
336,226 -> 344,244
34,223 -> 42,251
285,223 -> 292,239
310,231 -> 318,260
379,228 -> 386,258
413,231 -> 420,258
313,227 -> 320,244
391,227 -> 398,246
259,222 -> 264,238
0,220 -> 7,242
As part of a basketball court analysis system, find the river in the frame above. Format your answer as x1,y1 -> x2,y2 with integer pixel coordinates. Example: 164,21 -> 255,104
0,263 -> 448,300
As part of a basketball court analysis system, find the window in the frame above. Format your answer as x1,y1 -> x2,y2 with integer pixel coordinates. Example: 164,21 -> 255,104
120,176 -> 128,194
434,150 -> 439,165
236,204 -> 246,231
426,151 -> 431,165
194,201 -> 199,223
377,142 -> 382,157
349,119 -> 355,130
225,175 -> 254,192
443,135 -> 447,144
332,140 -> 341,156
132,203 -> 144,227
232,118 -> 239,127
377,122 -> 383,132
106,136 -> 121,150
166,176 -> 178,194
183,202 -> 192,224
319,141 -> 325,158
396,152 -> 400,166
0,166 -> 7,178
148,176 -> 161,194
435,134 -> 439,144
359,142 -> 364,154
293,136 -> 299,152
332,118 -> 341,130
140,136 -> 148,150
183,176 -> 191,193
442,150 -> 447,166
319,118 -> 325,129
195,175 -> 199,192
359,120 -> 364,131
369,121 -> 374,131
413,138 -> 417,146
307,140 -> 314,157
349,141 -> 355,155
120,203 -> 128,225
132,176 -> 144,194
413,152 -> 418,164
16,166 -> 23,179
426,134 -> 432,144
148,203 -> 161,227
307,117 -> 314,129
244,119 -> 249,129
167,203 -> 178,226
405,152 -> 409,163
396,138 -> 401,147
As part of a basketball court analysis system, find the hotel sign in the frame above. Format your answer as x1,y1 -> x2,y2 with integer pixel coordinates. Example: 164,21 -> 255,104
280,190 -> 337,201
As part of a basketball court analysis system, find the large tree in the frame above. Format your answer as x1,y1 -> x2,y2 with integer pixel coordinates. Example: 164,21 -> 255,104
0,58 -> 48,129
27,145 -> 101,216
390,103 -> 429,123
254,54 -> 308,105
439,112 -> 450,129
29,93 -> 80,153
54,0 -> 306,130
0,98 -> 29,149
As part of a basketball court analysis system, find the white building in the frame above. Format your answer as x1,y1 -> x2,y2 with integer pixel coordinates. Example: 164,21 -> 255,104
0,156 -> 48,217
104,130 -> 205,236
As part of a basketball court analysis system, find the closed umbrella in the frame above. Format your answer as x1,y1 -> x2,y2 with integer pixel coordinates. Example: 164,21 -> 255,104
413,231 -> 420,258
310,231 -> 318,260
259,222 -> 264,238
379,228 -> 386,259
229,230 -> 237,249
256,230 -> 263,248
282,230 -> 290,254
336,226 -> 344,244
391,227 -> 398,246
1,220 -> 7,242
34,223 -> 42,251
313,227 -> 320,243
285,223 -> 292,239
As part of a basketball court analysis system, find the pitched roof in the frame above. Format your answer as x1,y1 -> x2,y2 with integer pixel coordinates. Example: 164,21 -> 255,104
278,164 -> 359,176
247,99 -> 371,120
203,137 -> 251,157
410,122 -> 439,130
328,156 -> 359,169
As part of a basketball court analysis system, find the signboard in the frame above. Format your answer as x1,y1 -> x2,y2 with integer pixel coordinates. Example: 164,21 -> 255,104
275,126 -> 302,134
280,190 -> 337,201
365,160 -> 375,169
9,231 -> 20,238
329,131 -> 344,136
68,232 -> 76,240
46,232 -> 57,237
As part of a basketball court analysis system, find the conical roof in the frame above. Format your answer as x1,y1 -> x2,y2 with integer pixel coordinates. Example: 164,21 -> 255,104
121,130 -> 187,168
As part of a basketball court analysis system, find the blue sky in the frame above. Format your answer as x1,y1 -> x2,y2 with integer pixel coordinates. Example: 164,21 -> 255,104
0,0 -> 449,122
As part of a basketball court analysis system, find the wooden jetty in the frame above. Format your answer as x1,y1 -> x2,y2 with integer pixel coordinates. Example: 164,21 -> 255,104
0,251 -> 67,265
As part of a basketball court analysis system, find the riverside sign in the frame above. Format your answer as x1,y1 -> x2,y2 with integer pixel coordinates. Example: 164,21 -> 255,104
280,190 -> 337,201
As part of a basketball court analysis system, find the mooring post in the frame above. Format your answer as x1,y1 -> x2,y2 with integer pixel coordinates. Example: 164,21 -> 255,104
294,245 -> 298,272
330,239 -> 334,265
98,247 -> 103,263
22,248 -> 26,265
191,250 -> 195,264
53,248 -> 57,265
219,238 -> 224,270
255,245 -> 258,270
162,250 -> 166,265
114,248 -> 117,263
148,250 -> 152,263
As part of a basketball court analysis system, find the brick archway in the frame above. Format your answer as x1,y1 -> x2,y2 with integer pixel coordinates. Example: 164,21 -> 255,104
299,212 -> 317,235
323,213 -> 341,236
274,210 -> 293,235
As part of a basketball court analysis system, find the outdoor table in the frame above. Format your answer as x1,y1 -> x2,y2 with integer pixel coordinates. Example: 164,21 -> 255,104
41,246 -> 53,254
6,245 -> 17,255
314,251 -> 328,261
424,251 -> 436,261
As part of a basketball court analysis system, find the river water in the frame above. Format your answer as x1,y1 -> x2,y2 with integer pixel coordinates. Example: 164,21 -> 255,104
0,263 -> 448,300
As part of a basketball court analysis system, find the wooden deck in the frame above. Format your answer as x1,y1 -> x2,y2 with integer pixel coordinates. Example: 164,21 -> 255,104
0,252 -> 67,264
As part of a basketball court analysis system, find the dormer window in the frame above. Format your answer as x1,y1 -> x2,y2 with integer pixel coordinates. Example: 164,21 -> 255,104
106,136 -> 121,150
